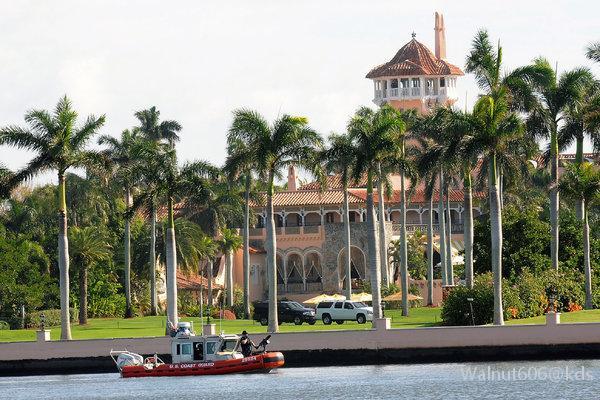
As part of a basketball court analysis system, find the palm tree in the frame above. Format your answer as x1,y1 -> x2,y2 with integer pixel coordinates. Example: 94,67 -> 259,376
224,135 -> 258,319
134,107 -> 182,315
348,105 -> 404,319
0,96 -> 105,339
322,133 -> 357,299
70,226 -> 112,324
559,162 -> 600,309
525,58 -> 592,270
98,129 -> 146,318
587,42 -> 600,63
228,109 -> 323,332
464,30 -> 531,325
558,80 -> 600,218
217,228 -> 243,307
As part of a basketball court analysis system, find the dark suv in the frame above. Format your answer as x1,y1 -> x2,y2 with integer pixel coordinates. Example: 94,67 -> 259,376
253,301 -> 317,326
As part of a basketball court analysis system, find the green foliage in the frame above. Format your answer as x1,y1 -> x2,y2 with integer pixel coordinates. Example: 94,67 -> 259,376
178,291 -> 199,318
0,228 -> 57,328
26,308 -> 76,328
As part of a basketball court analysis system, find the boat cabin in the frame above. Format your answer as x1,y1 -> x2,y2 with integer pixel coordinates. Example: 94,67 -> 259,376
171,332 -> 242,364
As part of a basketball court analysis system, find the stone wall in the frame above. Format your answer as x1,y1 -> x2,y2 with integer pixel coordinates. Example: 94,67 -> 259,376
322,221 -> 394,292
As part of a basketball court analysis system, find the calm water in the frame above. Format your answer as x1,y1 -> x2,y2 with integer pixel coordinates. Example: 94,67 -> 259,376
2,360 -> 600,399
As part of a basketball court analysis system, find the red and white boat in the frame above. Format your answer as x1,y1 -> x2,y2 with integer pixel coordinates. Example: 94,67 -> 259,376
110,323 -> 284,378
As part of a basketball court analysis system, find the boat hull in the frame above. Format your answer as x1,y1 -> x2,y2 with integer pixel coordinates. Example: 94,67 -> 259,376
120,352 -> 284,378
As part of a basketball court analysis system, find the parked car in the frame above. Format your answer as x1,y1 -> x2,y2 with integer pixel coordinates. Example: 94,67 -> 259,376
315,300 -> 373,324
252,301 -> 317,326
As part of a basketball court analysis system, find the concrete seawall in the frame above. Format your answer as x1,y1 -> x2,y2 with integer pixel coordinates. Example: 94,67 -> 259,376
2,315 -> 600,376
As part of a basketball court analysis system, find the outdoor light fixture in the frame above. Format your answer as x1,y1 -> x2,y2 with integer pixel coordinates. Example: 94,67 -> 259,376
466,298 -> 475,326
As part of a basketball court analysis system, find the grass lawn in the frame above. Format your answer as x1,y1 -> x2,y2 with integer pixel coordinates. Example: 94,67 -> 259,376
505,309 -> 600,325
4,308 -> 599,343
0,307 -> 442,343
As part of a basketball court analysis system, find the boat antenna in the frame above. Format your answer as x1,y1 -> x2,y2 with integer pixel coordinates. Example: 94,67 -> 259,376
200,261 -> 204,335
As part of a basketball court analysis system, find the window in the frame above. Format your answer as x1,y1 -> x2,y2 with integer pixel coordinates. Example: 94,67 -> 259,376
220,339 -> 238,352
334,302 -> 343,309
344,303 -> 354,309
400,78 -> 409,88
193,342 -> 203,360
176,344 -> 181,355
317,302 -> 333,308
440,77 -> 445,87
206,341 -> 217,355
390,79 -> 398,89
412,78 -> 420,87
181,343 -> 192,355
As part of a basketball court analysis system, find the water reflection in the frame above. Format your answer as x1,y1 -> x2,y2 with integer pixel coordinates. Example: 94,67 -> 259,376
1,360 -> 599,400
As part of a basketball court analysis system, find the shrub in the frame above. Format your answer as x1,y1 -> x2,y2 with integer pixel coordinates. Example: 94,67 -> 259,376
441,273 -> 523,325
26,308 -> 76,328
178,291 -> 199,317
210,309 -> 236,320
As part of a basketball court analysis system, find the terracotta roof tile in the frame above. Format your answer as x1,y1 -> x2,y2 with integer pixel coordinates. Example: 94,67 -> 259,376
177,271 -> 222,291
250,190 -> 365,207
348,188 -> 485,203
298,174 -> 368,191
366,38 -> 464,79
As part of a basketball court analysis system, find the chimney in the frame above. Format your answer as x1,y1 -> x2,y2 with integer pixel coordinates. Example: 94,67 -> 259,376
287,165 -> 299,191
434,12 -> 446,60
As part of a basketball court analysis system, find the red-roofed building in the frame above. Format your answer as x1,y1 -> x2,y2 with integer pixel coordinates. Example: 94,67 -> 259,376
366,12 -> 463,114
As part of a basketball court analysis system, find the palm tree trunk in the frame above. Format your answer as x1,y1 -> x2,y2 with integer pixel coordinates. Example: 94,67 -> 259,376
165,196 -> 178,331
149,203 -> 158,316
208,260 -> 213,310
366,171 -> 383,319
489,155 -> 504,325
78,266 -> 88,325
124,186 -> 133,318
265,174 -> 279,332
58,172 -> 72,340
464,169 -> 474,289
575,136 -> 584,220
399,168 -> 409,316
426,194 -> 434,306
583,207 -> 593,309
343,185 -> 352,300
226,251 -> 234,307
243,173 -> 251,318
437,169 -> 447,286
445,184 -> 453,285
376,162 -> 389,286
550,129 -> 560,271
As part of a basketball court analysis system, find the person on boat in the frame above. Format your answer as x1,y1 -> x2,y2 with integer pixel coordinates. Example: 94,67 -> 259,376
239,331 -> 257,357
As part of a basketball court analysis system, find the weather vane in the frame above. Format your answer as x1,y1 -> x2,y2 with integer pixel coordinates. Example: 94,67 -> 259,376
411,31 -> 416,38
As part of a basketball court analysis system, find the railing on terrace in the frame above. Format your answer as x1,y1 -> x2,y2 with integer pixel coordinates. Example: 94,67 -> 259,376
249,225 -> 323,238
392,223 -> 464,234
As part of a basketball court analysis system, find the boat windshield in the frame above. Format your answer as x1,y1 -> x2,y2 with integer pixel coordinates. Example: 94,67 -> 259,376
219,338 -> 238,353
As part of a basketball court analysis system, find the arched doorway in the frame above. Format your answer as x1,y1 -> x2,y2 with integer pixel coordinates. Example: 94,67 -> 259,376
337,246 -> 366,292
304,252 -> 323,292
286,253 -> 304,293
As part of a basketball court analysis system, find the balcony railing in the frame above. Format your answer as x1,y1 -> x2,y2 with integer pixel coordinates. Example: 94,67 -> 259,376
249,225 -> 323,238
392,223 -> 464,234
378,87 -> 422,100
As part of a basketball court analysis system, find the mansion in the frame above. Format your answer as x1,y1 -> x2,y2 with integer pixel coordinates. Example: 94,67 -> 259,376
226,13 -> 476,305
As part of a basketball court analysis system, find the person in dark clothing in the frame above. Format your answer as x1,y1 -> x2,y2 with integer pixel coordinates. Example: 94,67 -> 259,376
239,330 -> 256,357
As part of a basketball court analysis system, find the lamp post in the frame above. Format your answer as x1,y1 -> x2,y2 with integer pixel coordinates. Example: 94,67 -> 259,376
467,297 -> 475,326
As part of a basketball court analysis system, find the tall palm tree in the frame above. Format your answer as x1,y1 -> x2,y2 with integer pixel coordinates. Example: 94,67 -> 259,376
559,162 -> 600,309
98,129 -> 146,318
464,30 -> 531,325
558,80 -> 600,218
224,135 -> 257,319
0,96 -> 105,339
525,58 -> 592,270
217,228 -> 243,307
133,144 -> 217,328
134,107 -> 182,315
348,105 -> 404,319
70,226 -> 112,325
587,42 -> 600,63
228,109 -> 323,332
322,133 -> 358,299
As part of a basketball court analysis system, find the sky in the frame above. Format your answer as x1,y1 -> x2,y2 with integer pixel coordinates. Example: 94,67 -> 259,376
1,0 -> 599,185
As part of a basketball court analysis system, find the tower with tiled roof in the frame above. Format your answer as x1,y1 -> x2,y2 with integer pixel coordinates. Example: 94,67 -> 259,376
366,12 -> 463,113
